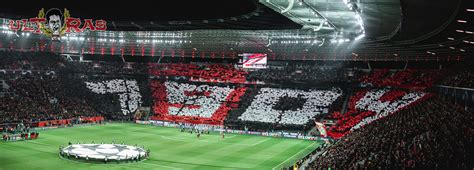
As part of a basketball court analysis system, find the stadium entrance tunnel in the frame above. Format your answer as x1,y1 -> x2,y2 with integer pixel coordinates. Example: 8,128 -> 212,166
59,144 -> 150,164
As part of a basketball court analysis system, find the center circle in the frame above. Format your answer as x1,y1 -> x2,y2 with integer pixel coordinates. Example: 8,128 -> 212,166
60,144 -> 149,164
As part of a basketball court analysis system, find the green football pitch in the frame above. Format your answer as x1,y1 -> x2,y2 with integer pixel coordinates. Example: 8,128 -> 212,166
0,123 -> 322,170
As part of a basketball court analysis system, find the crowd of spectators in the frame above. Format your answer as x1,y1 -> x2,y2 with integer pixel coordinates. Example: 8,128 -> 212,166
439,69 -> 474,89
85,79 -> 143,115
62,61 -> 148,75
310,97 -> 474,169
59,74 -> 151,121
0,51 -> 63,71
326,88 -> 427,138
436,59 -> 474,88
164,81 -> 234,117
222,86 -> 343,132
2,50 -> 474,169
0,51 -> 153,127
238,87 -> 342,125
150,80 -> 246,125
359,69 -> 442,89
0,51 -> 148,75
149,63 -> 247,83
0,75 -> 98,125
247,63 -> 344,83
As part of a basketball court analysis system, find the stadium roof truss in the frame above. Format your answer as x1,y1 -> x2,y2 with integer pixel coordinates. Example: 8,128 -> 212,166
6,0 -> 472,60
259,0 -> 365,38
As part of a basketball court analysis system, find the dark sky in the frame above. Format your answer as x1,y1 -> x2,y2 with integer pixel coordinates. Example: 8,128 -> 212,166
0,0 -> 257,21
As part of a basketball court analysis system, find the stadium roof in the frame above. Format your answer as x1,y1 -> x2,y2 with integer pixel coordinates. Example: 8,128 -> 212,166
0,0 -> 472,60
0,0 -> 300,30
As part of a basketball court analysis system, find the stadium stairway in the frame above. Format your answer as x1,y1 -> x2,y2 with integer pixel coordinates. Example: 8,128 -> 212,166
0,80 -> 8,97
340,88 -> 352,114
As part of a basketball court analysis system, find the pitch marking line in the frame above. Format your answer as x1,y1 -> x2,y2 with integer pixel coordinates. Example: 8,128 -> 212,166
225,134 -> 238,139
159,135 -> 253,146
158,135 -> 272,147
141,162 -> 181,169
250,137 -> 272,146
272,142 -> 317,170
27,140 -> 56,147
58,153 -> 172,168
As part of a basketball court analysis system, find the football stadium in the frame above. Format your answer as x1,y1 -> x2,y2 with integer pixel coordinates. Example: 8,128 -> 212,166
0,0 -> 473,169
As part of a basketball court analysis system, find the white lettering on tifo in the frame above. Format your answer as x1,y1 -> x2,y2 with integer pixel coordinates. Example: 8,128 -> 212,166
86,79 -> 142,115
238,88 -> 342,125
351,89 -> 426,131
164,81 -> 233,118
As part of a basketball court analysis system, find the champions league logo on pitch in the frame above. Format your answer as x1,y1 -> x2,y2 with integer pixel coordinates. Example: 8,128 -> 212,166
8,8 -> 107,41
